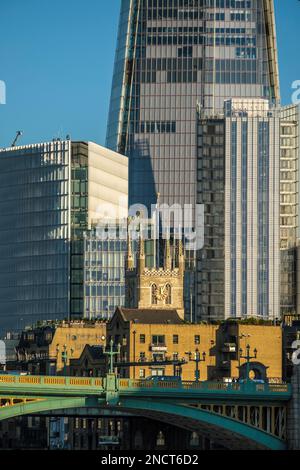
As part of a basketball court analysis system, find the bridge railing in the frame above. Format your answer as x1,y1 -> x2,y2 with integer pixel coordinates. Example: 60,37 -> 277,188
118,379 -> 291,394
0,375 -> 104,388
0,374 -> 291,396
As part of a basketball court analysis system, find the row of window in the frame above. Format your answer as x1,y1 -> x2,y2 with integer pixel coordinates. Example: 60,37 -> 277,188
216,71 -> 257,84
136,121 -> 176,134
147,0 -> 251,7
147,9 -> 251,21
139,334 -> 201,345
85,286 -> 125,296
147,35 -> 256,47
147,27 -> 247,34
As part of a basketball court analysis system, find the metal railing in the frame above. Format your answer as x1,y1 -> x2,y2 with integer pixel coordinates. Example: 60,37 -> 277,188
0,374 -> 291,396
0,375 -> 104,388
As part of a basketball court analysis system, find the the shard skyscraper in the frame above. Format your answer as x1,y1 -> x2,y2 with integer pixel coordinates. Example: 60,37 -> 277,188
107,0 -> 279,208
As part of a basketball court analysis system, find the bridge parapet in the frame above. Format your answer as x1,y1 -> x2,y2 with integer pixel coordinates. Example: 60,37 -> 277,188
0,374 -> 105,394
118,379 -> 291,400
0,375 -> 292,403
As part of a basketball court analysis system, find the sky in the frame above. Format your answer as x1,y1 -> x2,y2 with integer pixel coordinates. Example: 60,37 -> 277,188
0,0 -> 299,149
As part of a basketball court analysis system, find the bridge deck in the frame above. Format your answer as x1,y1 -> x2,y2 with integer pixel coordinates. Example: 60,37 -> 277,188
0,375 -> 292,402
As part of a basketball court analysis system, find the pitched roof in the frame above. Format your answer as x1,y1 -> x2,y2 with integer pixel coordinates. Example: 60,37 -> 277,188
85,345 -> 104,360
116,307 -> 184,325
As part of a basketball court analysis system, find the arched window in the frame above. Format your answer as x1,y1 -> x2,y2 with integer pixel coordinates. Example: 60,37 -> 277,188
151,284 -> 158,305
165,284 -> 172,305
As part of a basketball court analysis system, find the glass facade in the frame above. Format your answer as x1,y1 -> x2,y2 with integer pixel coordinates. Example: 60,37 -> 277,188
198,100 -> 280,321
0,141 -> 128,335
107,0 -> 279,210
70,143 -> 89,318
197,119 -> 225,320
257,121 -> 270,316
0,141 -> 71,334
83,228 -> 127,320
280,105 -> 300,316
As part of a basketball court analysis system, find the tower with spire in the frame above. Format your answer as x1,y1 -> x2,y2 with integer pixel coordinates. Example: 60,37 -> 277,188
125,232 -> 185,319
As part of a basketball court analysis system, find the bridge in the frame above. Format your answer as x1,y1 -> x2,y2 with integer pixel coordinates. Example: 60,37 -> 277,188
0,373 -> 292,450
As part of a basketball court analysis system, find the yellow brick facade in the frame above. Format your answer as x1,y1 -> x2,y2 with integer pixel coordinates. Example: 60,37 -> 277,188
108,311 -> 283,382
17,321 -> 107,374
228,324 -> 282,380
49,323 -> 107,372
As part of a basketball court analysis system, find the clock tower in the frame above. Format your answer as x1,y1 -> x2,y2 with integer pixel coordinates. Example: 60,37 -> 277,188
125,235 -> 185,320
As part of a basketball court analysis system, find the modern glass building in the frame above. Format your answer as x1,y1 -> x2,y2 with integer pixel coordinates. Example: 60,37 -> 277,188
0,141 -> 128,335
107,0 -> 279,210
83,224 -> 127,320
197,98 -> 281,320
279,104 -> 300,317
106,0 -> 280,321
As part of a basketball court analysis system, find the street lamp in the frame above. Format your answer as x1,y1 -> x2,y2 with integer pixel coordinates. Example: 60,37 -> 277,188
56,344 -> 74,377
185,349 -> 206,383
239,344 -> 258,383
104,340 -> 121,375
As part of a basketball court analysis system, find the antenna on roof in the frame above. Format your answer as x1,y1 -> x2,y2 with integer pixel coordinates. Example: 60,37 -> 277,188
11,130 -> 23,147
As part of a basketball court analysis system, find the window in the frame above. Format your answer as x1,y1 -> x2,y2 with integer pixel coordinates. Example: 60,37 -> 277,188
138,121 -> 176,134
151,284 -> 158,305
139,352 -> 146,361
173,335 -> 179,344
151,369 -> 164,377
140,334 -> 146,344
139,369 -> 145,378
178,46 -> 193,57
165,284 -> 172,305
195,335 -> 200,345
152,335 -> 165,346
153,353 -> 165,362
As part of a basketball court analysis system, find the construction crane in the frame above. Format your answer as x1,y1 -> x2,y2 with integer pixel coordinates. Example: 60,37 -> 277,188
11,130 -> 23,147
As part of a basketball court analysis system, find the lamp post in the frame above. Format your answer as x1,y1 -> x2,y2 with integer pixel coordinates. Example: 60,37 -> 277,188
56,344 -> 74,377
185,349 -> 206,383
239,344 -> 258,383
104,340 -> 121,375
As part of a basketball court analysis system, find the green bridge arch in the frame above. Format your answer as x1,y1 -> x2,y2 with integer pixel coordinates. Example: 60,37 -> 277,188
0,396 -> 286,450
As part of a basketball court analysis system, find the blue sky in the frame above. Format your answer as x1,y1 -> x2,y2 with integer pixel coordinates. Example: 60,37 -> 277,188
0,0 -> 299,148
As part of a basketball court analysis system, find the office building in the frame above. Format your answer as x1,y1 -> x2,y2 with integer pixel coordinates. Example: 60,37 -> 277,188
279,105 -> 300,316
0,141 -> 128,334
197,98 -> 280,320
107,0 -> 279,210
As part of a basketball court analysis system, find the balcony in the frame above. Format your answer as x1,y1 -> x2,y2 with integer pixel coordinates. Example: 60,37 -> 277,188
150,344 -> 167,352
